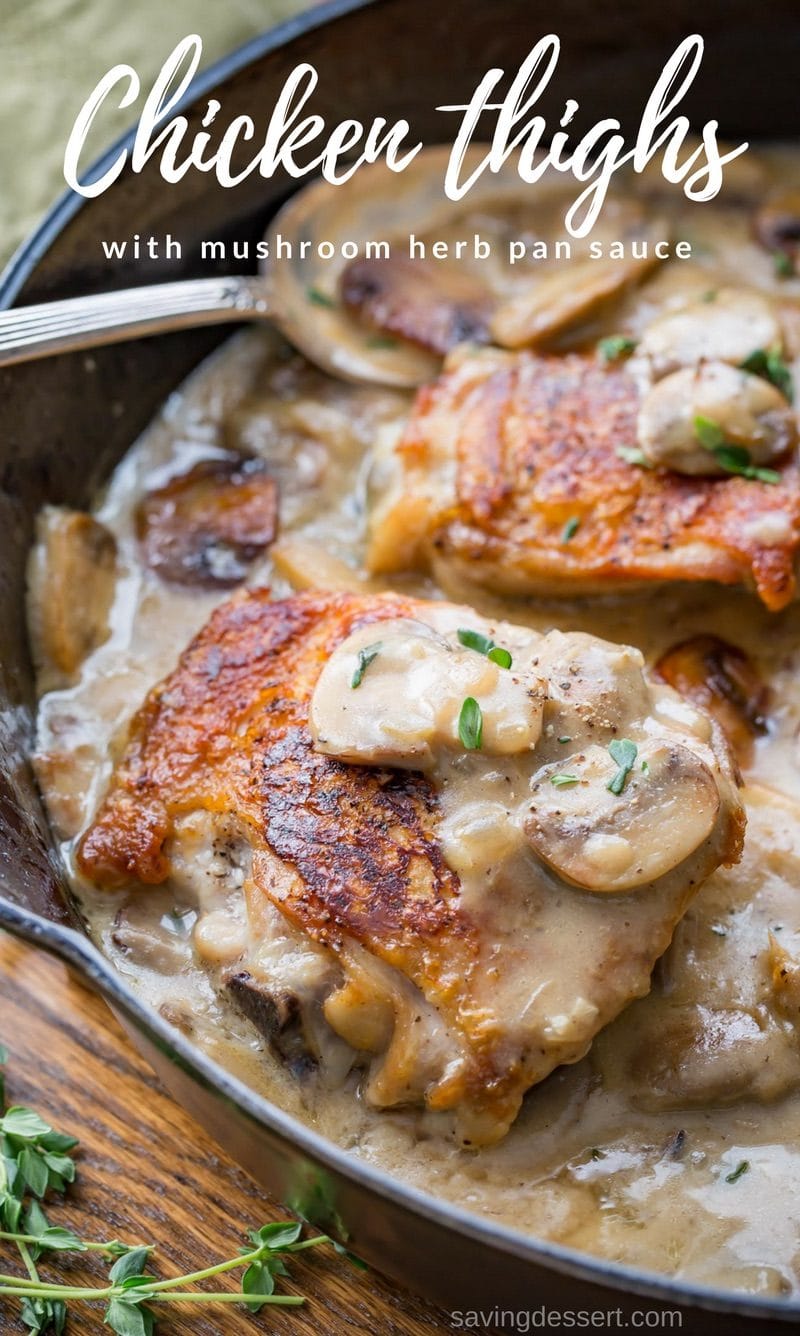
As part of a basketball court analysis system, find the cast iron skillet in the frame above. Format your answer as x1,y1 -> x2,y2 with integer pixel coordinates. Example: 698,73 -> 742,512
1,1 -> 799,1328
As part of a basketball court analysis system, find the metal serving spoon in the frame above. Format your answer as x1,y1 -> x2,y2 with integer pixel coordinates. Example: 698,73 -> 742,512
0,148 -> 537,389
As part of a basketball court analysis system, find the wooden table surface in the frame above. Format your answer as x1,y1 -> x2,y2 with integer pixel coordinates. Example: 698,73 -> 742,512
0,931 -> 458,1335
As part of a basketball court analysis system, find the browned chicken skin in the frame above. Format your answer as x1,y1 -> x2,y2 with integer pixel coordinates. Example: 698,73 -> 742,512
367,348 -> 800,610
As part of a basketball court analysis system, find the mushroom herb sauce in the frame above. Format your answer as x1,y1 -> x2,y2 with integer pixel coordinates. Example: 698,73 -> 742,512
26,146 -> 800,1297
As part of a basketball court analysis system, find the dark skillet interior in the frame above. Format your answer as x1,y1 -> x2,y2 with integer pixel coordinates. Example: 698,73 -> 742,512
2,0 -> 800,1328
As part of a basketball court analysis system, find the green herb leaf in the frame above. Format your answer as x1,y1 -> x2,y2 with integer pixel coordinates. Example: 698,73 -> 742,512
43,1152 -> 76,1185
694,417 -> 781,484
1,1107 -> 52,1141
457,627 -> 494,656
104,1298 -> 155,1336
561,516 -> 580,543
607,738 -> 638,795
306,286 -> 335,309
725,1159 -> 750,1184
713,445 -> 780,485
597,334 -> 637,363
557,735 -> 572,744
37,1132 -> 79,1155
36,1226 -> 86,1253
458,628 -> 512,669
641,760 -> 650,776
693,414 -> 726,451
774,250 -> 794,278
243,1259 -> 276,1311
19,1146 -> 49,1198
740,345 -> 794,402
458,697 -> 483,751
109,1246 -> 153,1284
350,641 -> 382,689
250,1221 -> 304,1250
21,1296 -> 67,1336
550,774 -> 579,788
366,335 -> 398,350
616,446 -> 653,469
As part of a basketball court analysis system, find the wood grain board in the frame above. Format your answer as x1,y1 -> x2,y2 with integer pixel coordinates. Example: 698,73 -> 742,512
0,931 -> 459,1335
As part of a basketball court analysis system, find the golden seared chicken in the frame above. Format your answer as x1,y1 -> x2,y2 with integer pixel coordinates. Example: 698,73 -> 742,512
367,346 -> 800,610
78,589 -> 744,1145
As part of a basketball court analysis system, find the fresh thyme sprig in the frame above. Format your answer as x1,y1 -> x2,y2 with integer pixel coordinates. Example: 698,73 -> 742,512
0,1045 -> 335,1334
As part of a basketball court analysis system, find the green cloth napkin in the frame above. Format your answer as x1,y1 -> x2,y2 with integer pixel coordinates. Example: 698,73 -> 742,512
0,0 -> 307,266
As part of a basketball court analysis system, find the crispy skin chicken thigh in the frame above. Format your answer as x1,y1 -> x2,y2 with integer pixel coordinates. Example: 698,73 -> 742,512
78,589 -> 744,1144
367,349 -> 800,610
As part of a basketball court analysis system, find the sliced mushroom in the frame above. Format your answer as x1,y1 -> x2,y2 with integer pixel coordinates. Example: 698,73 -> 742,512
754,189 -> 800,265
490,223 -> 667,349
28,506 -> 117,683
271,537 -> 372,593
225,971 -> 318,1078
136,454 -> 278,588
310,618 -> 544,768
638,288 -> 784,379
637,361 -> 796,475
654,635 -> 768,763
110,899 -> 195,973
340,256 -> 492,356
526,741 -> 720,893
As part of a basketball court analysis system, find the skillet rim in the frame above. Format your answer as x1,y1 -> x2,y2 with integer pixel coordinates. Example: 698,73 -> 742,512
1,0 -> 798,1321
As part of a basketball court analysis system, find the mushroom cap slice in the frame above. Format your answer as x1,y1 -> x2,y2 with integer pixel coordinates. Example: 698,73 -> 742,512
638,288 -> 784,380
136,454 -> 278,588
340,255 -> 492,356
526,741 -> 720,893
28,507 -> 117,686
637,360 -> 797,475
654,635 -> 768,765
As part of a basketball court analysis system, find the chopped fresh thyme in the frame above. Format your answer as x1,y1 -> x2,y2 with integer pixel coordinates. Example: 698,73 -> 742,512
458,697 -> 483,750
597,334 -> 637,363
774,250 -> 795,278
616,445 -> 653,469
739,345 -> 794,402
725,1159 -> 750,1184
641,760 -> 650,776
693,415 -> 726,451
365,335 -> 398,350
713,445 -> 780,485
561,516 -> 580,544
693,416 -> 781,484
306,286 -> 336,309
606,738 -> 638,795
557,735 -> 572,744
550,773 -> 579,788
350,641 -> 382,689
457,627 -> 493,655
701,289 -> 718,303
457,627 -> 513,670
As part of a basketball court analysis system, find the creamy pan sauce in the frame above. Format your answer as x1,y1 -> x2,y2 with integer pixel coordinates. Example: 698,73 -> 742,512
28,150 -> 800,1298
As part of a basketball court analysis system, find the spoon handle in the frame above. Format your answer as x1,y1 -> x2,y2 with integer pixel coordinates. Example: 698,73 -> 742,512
0,275 -> 270,367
